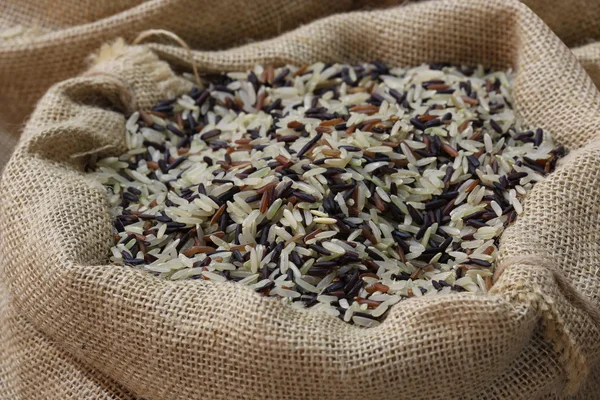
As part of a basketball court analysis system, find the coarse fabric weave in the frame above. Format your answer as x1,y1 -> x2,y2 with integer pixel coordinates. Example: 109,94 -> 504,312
1,0 -> 600,399
522,0 -> 600,47
0,274 -> 136,399
573,42 -> 600,90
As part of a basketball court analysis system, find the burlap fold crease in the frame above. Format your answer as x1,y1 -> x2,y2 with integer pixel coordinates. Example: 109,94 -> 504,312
1,0 -> 600,399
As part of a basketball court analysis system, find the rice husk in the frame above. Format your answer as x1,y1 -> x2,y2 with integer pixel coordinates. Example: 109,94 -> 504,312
1,0 -> 600,399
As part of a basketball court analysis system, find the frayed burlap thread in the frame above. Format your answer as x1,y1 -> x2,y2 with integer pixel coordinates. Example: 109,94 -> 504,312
1,0 -> 600,399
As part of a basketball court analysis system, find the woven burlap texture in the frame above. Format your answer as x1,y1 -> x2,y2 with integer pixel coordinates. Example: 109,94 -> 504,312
573,42 -> 600,90
0,273 -> 136,399
2,0 -> 600,399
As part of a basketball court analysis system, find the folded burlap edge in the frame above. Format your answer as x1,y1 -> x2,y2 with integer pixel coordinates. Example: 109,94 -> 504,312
491,256 -> 600,394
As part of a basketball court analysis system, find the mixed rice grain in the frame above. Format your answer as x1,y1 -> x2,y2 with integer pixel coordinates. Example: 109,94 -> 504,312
92,62 -> 564,327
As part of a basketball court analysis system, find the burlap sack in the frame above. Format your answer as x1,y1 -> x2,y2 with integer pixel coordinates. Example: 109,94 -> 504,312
2,0 -> 600,398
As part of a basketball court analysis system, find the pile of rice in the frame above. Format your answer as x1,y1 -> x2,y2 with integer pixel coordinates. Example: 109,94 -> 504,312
92,62 -> 564,327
